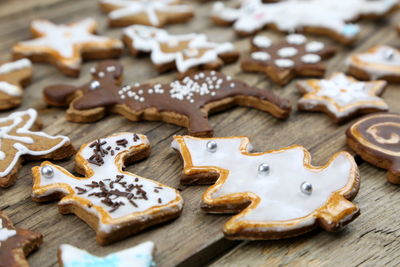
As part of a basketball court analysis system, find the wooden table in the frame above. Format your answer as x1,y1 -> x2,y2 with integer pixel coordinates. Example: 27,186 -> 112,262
0,1 -> 400,266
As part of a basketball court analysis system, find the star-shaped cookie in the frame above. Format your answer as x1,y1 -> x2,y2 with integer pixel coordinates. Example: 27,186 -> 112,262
123,25 -> 239,76
0,59 -> 32,110
297,73 -> 388,123
12,18 -> 123,77
241,34 -> 336,85
0,109 -> 74,188
0,212 -> 43,267
32,133 -> 183,245
99,0 -> 194,27
43,61 -> 291,137
172,136 -> 360,239
58,242 -> 155,267
347,45 -> 400,82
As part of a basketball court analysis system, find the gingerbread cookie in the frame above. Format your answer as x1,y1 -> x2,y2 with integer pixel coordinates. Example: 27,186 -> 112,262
12,18 -> 123,77
241,34 -> 336,85
347,113 -> 400,184
0,59 -> 32,110
212,0 -> 398,44
123,25 -> 239,76
99,0 -> 194,27
172,136 -> 360,239
297,73 -> 388,123
0,212 -> 43,267
347,45 -> 400,82
0,109 -> 74,188
58,241 -> 155,267
32,133 -> 183,245
43,61 -> 291,137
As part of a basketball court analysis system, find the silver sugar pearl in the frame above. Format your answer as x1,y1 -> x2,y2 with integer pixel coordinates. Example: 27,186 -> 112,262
90,80 -> 100,90
300,181 -> 313,195
258,163 -> 270,175
383,49 -> 395,61
90,67 -> 96,74
206,140 -> 218,153
41,165 -> 54,179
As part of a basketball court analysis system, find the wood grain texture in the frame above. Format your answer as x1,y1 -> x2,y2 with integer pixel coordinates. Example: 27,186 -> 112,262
0,0 -> 399,266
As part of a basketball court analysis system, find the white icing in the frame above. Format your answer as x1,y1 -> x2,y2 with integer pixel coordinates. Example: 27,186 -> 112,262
172,137 -> 354,225
15,18 -> 122,64
123,25 -> 235,73
286,34 -> 306,45
34,133 -> 180,233
0,109 -> 70,177
101,0 -> 192,26
301,54 -> 321,64
306,41 -> 324,53
251,51 -> 270,61
0,220 -> 16,242
298,73 -> 388,118
60,241 -> 155,267
274,58 -> 294,68
277,47 -> 298,58
253,35 -> 272,48
0,59 -> 31,75
0,82 -> 22,97
213,0 -> 397,39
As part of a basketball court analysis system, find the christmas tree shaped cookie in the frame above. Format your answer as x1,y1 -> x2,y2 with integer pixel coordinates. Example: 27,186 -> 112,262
172,136 -> 360,239
32,132 -> 183,245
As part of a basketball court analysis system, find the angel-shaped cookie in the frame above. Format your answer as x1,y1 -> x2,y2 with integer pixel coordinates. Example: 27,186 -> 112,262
0,109 -> 74,188
0,59 -> 32,110
347,45 -> 400,82
123,25 -> 239,76
297,73 -> 388,123
58,241 -> 155,267
12,18 -> 123,76
99,0 -> 194,27
172,136 -> 360,239
43,61 -> 291,137
32,133 -> 183,245
0,212 -> 43,267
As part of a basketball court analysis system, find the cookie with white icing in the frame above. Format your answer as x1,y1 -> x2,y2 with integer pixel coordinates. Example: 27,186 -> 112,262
12,18 -> 123,77
99,0 -> 194,27
43,61 -> 291,137
32,132 -> 183,245
58,241 -> 155,267
347,113 -> 400,184
0,109 -> 74,188
172,136 -> 360,239
0,59 -> 32,110
211,0 -> 398,44
0,212 -> 43,267
297,73 -> 388,123
123,25 -> 239,76
241,34 -> 336,85
347,45 -> 400,82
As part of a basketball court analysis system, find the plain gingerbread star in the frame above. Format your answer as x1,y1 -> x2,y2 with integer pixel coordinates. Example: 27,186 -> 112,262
99,0 -> 194,27
43,60 -> 291,137
0,109 -> 74,188
0,212 -> 43,267
58,242 -> 155,267
32,133 -> 183,245
347,45 -> 400,82
12,18 -> 123,77
172,135 -> 360,240
297,73 -> 388,123
123,25 -> 239,76
0,59 -> 32,110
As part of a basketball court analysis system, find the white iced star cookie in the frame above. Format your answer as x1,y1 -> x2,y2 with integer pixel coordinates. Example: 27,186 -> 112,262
347,45 -> 400,82
172,135 -> 360,240
58,242 -> 155,267
12,18 -> 123,77
123,25 -> 239,75
99,0 -> 194,27
297,73 -> 388,123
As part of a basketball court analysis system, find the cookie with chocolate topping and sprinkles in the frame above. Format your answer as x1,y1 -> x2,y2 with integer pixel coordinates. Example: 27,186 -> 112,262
43,60 -> 291,137
31,132 -> 183,245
